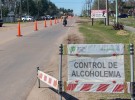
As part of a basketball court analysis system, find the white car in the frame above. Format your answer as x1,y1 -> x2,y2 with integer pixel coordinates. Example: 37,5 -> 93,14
21,16 -> 33,21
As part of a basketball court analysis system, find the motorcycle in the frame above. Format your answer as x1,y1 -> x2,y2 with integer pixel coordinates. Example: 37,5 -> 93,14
63,19 -> 67,27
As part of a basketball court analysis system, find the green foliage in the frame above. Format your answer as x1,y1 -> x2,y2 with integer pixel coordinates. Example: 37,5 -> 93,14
46,1 -> 58,15
119,17 -> 135,28
1,0 -> 73,17
79,21 -> 130,44
96,20 -> 105,25
2,6 -> 8,17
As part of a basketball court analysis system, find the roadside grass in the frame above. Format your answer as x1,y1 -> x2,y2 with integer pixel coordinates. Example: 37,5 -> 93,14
118,17 -> 135,28
79,21 -> 131,44
78,20 -> 134,99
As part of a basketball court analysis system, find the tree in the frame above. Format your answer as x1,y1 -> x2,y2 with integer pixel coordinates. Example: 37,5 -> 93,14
37,0 -> 49,16
47,1 -> 58,15
1,0 -> 74,19
92,0 -> 106,10
19,0 -> 37,16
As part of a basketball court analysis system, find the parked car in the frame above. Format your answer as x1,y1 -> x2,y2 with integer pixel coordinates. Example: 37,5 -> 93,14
50,16 -> 55,20
0,19 -> 3,27
21,16 -> 34,21
118,14 -> 128,18
40,16 -> 46,20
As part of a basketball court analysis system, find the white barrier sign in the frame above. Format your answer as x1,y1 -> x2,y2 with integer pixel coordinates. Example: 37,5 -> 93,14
67,44 -> 124,55
38,70 -> 58,90
68,56 -> 125,82
66,81 -> 125,93
91,10 -> 107,18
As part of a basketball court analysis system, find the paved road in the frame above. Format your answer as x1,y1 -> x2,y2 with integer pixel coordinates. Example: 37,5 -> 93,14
0,17 -> 76,100
124,25 -> 135,32
110,21 -> 135,32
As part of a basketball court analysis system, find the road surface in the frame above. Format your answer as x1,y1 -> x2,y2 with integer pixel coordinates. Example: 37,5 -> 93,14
0,17 -> 76,100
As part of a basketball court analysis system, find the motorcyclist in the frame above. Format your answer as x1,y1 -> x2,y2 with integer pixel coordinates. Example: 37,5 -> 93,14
62,13 -> 68,26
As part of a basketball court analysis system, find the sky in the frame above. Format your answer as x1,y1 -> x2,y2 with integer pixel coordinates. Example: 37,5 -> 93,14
50,0 -> 86,15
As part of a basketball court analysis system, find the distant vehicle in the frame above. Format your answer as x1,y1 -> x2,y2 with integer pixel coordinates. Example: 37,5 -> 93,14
118,14 -> 128,18
40,16 -> 46,20
0,19 -> 3,27
21,16 -> 25,20
46,15 -> 51,20
21,16 -> 33,21
50,16 -> 55,20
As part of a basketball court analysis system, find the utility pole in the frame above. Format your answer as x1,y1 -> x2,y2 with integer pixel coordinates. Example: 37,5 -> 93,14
85,0 -> 88,16
0,0 -> 2,19
90,0 -> 92,18
98,0 -> 99,10
37,0 -> 39,18
116,0 -> 118,23
88,0 -> 90,17
27,0 -> 29,16
106,0 -> 109,25
19,0 -> 22,20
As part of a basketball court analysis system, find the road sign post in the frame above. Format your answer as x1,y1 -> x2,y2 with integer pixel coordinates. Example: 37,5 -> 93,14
37,67 -> 40,88
115,0 -> 118,23
130,44 -> 135,100
106,0 -> 109,25
92,18 -> 94,26
58,44 -> 63,100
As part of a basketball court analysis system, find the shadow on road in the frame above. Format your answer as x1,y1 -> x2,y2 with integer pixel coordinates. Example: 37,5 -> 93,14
49,87 -> 78,100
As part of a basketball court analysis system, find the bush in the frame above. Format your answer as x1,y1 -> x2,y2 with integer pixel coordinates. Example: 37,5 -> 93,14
113,22 -> 124,30
96,20 -> 105,25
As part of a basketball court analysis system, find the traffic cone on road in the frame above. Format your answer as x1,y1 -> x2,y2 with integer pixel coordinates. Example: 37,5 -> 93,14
44,20 -> 47,27
34,21 -> 38,31
57,18 -> 59,23
61,17 -> 62,22
50,19 -> 52,26
17,22 -> 22,37
54,18 -> 56,24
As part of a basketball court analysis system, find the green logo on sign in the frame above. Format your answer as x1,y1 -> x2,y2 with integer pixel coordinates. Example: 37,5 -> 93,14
70,46 -> 76,53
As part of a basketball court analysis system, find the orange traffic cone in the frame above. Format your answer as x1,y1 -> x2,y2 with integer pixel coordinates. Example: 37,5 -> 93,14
17,22 -> 22,37
61,17 -> 62,22
57,18 -> 59,23
44,20 -> 47,27
50,19 -> 52,26
34,21 -> 38,31
54,18 -> 56,24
